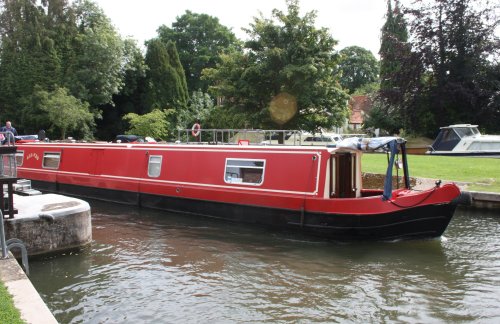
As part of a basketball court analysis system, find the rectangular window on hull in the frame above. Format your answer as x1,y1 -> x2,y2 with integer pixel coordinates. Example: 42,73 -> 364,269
43,152 -> 61,169
225,159 -> 265,185
15,151 -> 24,167
468,142 -> 500,151
148,155 -> 162,178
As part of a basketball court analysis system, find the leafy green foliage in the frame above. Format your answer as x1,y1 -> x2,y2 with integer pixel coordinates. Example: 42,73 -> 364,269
0,0 -> 53,119
68,0 -> 124,107
379,0 -> 409,92
404,0 -> 500,135
144,39 -> 188,118
205,105 -> 251,129
374,0 -> 412,133
0,0 -> 124,135
36,87 -> 96,140
338,46 -> 379,94
203,0 -> 349,132
165,41 -> 189,108
375,0 -> 500,136
123,109 -> 173,140
352,82 -> 380,96
363,99 -> 400,134
96,38 -> 148,140
177,90 -> 214,130
157,10 -> 239,93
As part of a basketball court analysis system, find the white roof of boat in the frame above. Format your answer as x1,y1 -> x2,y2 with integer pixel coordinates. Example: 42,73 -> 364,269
441,124 -> 478,129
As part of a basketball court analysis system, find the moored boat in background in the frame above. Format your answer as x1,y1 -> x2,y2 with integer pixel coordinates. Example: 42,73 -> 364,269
427,124 -> 500,157
14,136 -> 461,241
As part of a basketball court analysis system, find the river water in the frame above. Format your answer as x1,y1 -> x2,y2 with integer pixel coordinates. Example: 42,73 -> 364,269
28,202 -> 500,323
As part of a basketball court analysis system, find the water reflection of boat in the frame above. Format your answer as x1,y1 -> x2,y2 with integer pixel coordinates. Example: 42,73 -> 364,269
427,124 -> 500,157
15,136 -> 461,241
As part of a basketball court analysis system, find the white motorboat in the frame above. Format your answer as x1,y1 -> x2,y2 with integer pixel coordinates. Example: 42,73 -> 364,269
427,124 -> 500,157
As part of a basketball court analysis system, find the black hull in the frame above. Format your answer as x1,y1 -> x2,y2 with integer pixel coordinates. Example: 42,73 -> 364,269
30,180 -> 457,241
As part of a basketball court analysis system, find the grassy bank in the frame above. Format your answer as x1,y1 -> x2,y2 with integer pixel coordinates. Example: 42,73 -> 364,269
0,281 -> 24,324
362,153 -> 500,192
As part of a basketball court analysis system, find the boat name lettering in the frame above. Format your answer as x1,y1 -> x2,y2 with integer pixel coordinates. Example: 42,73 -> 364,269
26,152 -> 39,161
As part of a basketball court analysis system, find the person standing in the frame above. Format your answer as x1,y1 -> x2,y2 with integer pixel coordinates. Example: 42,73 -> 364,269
1,121 -> 18,136
1,121 -> 18,144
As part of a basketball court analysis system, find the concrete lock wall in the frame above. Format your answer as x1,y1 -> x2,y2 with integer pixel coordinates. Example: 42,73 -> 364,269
4,209 -> 92,256
4,194 -> 92,256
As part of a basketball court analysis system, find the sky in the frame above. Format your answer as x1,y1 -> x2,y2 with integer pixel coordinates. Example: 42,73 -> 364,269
94,0 -> 394,56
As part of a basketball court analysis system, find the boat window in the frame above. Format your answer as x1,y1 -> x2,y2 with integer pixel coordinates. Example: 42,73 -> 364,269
442,129 -> 460,142
148,155 -> 162,178
455,127 -> 476,138
432,129 -> 461,151
468,142 -> 500,151
43,152 -> 61,169
15,150 -> 24,167
225,159 -> 265,185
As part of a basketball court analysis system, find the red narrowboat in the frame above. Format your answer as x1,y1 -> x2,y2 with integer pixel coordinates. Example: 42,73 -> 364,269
14,137 -> 461,240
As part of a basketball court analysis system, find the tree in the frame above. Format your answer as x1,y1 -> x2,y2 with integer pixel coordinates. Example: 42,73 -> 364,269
0,0 -> 56,120
122,109 -> 173,140
372,0 -> 412,133
338,46 -> 379,94
177,90 -> 214,130
69,0 -> 124,107
363,99 -> 402,135
379,0 -> 409,93
36,87 -> 95,140
157,11 -> 239,93
96,38 -> 148,140
165,41 -> 189,108
144,39 -> 188,114
352,82 -> 380,96
203,0 -> 349,138
0,0 -> 125,136
403,0 -> 499,135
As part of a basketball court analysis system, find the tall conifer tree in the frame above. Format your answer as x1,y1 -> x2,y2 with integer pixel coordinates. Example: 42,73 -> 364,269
374,0 -> 413,132
379,0 -> 409,93
166,41 -> 188,108
144,39 -> 188,131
